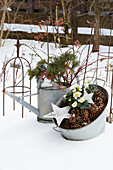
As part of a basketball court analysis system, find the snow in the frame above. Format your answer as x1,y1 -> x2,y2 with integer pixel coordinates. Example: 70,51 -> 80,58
1,23 -> 113,36
0,38 -> 113,170
1,23 -> 68,34
78,27 -> 113,36
1,7 -> 12,12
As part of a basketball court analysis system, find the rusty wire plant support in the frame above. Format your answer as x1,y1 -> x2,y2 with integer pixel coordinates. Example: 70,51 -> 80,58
81,16 -> 113,123
106,69 -> 113,123
98,16 -> 113,123
3,39 -> 31,118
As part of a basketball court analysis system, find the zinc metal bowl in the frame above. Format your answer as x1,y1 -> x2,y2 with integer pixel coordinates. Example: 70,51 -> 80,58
53,84 -> 109,141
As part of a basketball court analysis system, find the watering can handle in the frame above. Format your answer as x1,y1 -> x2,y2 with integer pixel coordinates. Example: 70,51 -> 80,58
93,78 -> 105,87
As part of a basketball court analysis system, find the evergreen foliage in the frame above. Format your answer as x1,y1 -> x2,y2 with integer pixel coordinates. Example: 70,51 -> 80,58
28,51 -> 79,87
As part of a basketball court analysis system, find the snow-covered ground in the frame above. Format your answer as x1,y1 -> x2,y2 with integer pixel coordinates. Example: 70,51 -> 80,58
0,39 -> 113,170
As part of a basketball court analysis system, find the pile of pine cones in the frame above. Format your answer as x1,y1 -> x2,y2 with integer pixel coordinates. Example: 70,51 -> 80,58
60,89 -> 107,129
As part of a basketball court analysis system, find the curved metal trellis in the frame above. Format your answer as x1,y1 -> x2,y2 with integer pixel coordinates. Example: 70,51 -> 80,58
3,39 -> 31,118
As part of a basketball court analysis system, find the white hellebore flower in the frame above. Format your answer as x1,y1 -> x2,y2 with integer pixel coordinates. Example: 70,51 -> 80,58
72,101 -> 77,108
72,87 -> 76,93
73,91 -> 82,99
69,99 -> 71,102
78,97 -> 85,103
63,95 -> 67,98
77,85 -> 82,91
84,80 -> 90,88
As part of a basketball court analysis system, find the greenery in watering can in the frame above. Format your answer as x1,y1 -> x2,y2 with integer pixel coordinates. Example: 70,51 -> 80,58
28,51 -> 79,88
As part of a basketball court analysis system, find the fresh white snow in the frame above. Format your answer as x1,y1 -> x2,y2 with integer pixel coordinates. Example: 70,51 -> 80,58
1,23 -> 67,34
1,23 -> 113,36
78,27 -> 113,36
0,38 -> 113,170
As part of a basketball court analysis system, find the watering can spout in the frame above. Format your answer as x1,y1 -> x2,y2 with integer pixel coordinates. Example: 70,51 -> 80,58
4,90 -> 39,116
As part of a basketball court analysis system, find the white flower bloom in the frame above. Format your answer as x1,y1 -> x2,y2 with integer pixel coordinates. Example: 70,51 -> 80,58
63,95 -> 67,98
84,83 -> 86,87
72,101 -> 77,108
84,80 -> 90,88
72,87 -> 76,93
78,97 -> 85,103
85,80 -> 90,84
77,85 -> 82,91
73,91 -> 82,99
69,98 -> 71,102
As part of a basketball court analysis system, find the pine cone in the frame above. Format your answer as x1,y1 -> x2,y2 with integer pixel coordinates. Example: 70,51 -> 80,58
69,115 -> 76,124
81,109 -> 89,119
88,104 -> 99,121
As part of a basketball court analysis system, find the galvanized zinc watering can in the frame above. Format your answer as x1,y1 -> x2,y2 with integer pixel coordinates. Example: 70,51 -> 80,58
37,81 -> 67,122
3,74 -> 79,122
4,79 -> 67,123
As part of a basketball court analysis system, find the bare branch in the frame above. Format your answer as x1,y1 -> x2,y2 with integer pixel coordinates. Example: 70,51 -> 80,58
89,0 -> 95,12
